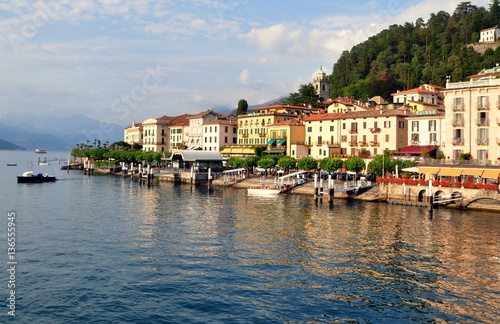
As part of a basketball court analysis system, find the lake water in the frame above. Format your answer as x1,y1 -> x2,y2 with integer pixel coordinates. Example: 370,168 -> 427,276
0,151 -> 499,323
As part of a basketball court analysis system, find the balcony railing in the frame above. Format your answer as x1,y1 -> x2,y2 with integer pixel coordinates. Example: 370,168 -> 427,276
477,104 -> 489,110
258,133 -> 266,137
477,138 -> 489,145
370,127 -> 381,133
369,141 -> 379,147
476,118 -> 489,126
241,134 -> 248,138
453,138 -> 464,145
452,104 -> 464,111
452,119 -> 464,127
349,141 -> 357,146
358,141 -> 368,146
348,129 -> 358,134
410,140 -> 420,145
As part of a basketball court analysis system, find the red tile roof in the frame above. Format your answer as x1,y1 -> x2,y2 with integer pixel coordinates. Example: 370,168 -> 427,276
340,109 -> 409,119
392,88 -> 438,95
250,104 -> 315,111
394,146 -> 438,155
303,113 -> 343,121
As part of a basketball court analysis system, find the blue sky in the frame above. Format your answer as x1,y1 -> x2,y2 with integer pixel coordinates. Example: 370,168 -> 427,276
0,0 -> 491,126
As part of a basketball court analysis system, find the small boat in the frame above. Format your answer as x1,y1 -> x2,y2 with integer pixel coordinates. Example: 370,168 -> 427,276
7,163 -> 17,166
247,186 -> 280,195
35,149 -> 47,154
17,171 -> 57,183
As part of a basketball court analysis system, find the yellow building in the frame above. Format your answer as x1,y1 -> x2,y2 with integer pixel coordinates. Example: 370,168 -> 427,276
300,113 -> 343,159
442,67 -> 500,163
265,119 -> 305,157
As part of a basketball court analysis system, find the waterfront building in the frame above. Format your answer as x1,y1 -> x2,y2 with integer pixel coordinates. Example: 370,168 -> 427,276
338,109 -> 409,157
168,114 -> 191,151
167,150 -> 224,172
265,119 -> 305,157
301,113 -> 343,159
236,104 -> 316,147
124,121 -> 143,146
141,116 -> 171,152
395,109 -> 445,159
442,66 -> 500,163
185,111 -> 218,150
202,119 -> 237,151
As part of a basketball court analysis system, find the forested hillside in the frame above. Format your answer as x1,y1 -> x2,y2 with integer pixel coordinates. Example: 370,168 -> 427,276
329,1 -> 500,101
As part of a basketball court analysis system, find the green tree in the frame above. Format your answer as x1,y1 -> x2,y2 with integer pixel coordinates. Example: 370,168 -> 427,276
227,157 -> 244,168
282,83 -> 320,107
368,150 -> 393,176
254,146 -> 265,156
258,158 -> 276,170
297,157 -> 318,170
319,157 -> 343,172
491,0 -> 500,24
236,99 -> 248,116
243,156 -> 260,170
277,156 -> 297,171
343,157 -> 366,173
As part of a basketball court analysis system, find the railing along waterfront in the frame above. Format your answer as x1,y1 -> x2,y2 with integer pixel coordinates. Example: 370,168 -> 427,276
446,78 -> 500,89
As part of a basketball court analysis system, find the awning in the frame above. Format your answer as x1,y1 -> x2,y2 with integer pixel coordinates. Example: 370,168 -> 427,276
418,167 -> 440,174
394,146 -> 438,155
267,139 -> 276,145
482,170 -> 500,179
277,139 -> 286,145
402,167 -> 419,173
438,168 -> 463,176
461,169 -> 484,176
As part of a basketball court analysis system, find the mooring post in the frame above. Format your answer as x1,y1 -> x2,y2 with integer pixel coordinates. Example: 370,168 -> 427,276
328,174 -> 334,204
208,168 -> 212,189
319,176 -> 324,201
314,174 -> 319,201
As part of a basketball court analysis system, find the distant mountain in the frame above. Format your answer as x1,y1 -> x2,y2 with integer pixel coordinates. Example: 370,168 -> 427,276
0,138 -> 26,150
0,113 -> 125,151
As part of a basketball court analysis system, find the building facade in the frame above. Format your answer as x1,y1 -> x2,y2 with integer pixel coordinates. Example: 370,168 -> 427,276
202,119 -> 237,151
480,26 -> 500,42
301,113 -> 342,159
442,72 -> 500,163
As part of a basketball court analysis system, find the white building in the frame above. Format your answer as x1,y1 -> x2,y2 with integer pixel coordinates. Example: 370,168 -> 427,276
202,119 -> 237,151
479,26 -> 500,43
185,111 -> 218,150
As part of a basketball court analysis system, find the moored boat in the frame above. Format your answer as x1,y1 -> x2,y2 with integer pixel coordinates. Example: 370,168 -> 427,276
17,171 -> 57,183
35,149 -> 47,154
247,186 -> 280,195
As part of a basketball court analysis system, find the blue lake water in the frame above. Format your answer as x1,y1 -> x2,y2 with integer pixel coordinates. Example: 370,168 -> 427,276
0,151 -> 499,323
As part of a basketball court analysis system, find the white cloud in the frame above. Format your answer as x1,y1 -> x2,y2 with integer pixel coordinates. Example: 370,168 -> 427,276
239,69 -> 250,86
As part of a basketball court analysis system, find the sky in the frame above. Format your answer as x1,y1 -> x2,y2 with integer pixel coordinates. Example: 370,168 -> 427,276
0,0 -> 492,126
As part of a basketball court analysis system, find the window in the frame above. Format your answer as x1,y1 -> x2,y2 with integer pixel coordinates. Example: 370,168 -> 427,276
385,134 -> 389,142
478,149 -> 488,160
374,122 -> 378,128
363,122 -> 366,129
429,120 -> 437,132
331,136 -> 334,144
478,96 -> 488,109
430,133 -> 437,143
384,121 -> 391,128
453,97 -> 464,110
307,127 -> 312,132
224,137 -> 228,143
319,126 -> 322,132
308,136 -> 312,145
342,123 -> 346,129
330,126 -> 334,132
453,113 -> 464,126
411,121 -> 419,132
399,121 -> 404,128
225,126 -> 228,132
318,136 -> 323,145
341,135 -> 347,142
411,133 -> 419,142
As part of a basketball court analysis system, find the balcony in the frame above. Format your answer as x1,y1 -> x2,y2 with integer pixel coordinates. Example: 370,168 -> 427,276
477,104 -> 489,110
452,119 -> 464,127
477,137 -> 489,145
328,143 -> 340,148
369,127 -> 381,133
452,138 -> 464,145
476,118 -> 489,126
349,141 -> 358,146
410,140 -> 420,145
369,141 -> 379,147
358,141 -> 368,147
258,133 -> 266,137
348,128 -> 358,134
241,134 -> 248,138
452,104 -> 464,111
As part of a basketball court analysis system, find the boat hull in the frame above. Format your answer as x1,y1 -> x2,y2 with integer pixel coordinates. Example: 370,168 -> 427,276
247,188 -> 280,195
17,176 -> 57,183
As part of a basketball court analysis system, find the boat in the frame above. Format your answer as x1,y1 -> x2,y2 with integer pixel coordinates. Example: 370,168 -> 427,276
247,186 -> 281,195
35,149 -> 47,154
17,171 -> 57,183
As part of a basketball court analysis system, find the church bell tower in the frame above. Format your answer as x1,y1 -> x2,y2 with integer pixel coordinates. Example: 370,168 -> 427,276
313,66 -> 330,101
